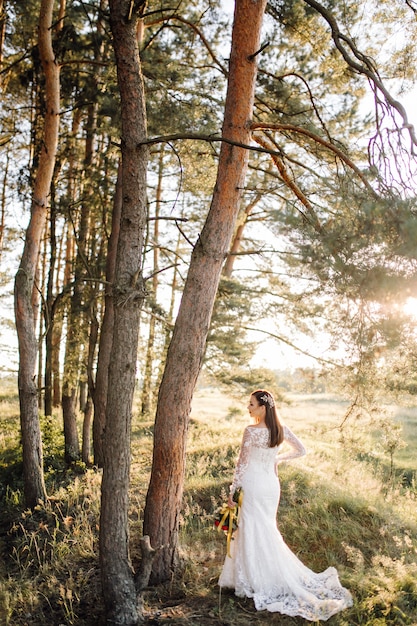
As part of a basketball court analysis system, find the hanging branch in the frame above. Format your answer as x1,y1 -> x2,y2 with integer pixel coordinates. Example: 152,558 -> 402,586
405,0 -> 417,13
300,0 -> 417,154
251,122 -> 376,195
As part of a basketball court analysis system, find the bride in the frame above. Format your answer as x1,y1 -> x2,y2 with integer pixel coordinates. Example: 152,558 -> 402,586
218,389 -> 353,621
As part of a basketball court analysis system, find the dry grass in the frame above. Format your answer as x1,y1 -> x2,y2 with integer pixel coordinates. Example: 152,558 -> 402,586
0,384 -> 417,625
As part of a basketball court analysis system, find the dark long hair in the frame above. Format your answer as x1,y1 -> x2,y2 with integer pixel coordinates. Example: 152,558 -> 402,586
251,389 -> 284,448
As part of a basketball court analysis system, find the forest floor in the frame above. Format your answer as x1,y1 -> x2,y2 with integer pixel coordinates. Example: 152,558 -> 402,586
1,383 -> 417,625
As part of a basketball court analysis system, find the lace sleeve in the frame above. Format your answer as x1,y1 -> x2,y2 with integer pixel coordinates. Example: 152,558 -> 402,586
275,425 -> 307,464
229,427 -> 252,496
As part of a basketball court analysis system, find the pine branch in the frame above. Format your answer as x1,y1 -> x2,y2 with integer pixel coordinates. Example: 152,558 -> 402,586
144,14 -> 228,77
136,131 -> 376,195
251,122 -> 376,195
257,69 -> 332,142
302,0 -> 417,153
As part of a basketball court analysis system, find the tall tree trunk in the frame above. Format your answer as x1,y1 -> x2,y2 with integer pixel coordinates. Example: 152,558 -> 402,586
99,1 -> 148,623
0,150 -> 9,261
60,99 -> 86,464
81,0 -> 106,465
37,228 -> 48,406
93,160 -> 122,467
44,180 -> 57,417
0,0 -> 6,78
141,146 -> 163,416
61,210 -> 88,463
14,0 -> 60,508
61,102 -> 98,463
44,107 -> 79,417
143,0 -> 267,583
52,222 -> 73,408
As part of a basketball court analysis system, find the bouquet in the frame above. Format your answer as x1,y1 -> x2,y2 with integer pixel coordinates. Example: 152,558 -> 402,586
214,490 -> 242,557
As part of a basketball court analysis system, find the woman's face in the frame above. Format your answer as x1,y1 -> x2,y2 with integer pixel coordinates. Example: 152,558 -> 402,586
247,395 -> 265,421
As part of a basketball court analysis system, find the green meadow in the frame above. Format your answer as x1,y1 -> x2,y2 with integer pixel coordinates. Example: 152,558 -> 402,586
1,382 -> 417,625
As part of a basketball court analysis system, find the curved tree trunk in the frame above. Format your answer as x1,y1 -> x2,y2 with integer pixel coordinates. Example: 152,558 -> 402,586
143,0 -> 267,583
99,2 -> 148,623
14,0 -> 60,508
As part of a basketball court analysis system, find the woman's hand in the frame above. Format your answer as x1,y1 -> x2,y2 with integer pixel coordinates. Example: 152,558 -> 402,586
228,495 -> 236,508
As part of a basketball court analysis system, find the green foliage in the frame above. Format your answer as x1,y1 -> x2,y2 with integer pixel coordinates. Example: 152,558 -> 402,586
40,414 -> 65,471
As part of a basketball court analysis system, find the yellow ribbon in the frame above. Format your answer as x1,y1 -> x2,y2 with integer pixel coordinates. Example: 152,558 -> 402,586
216,491 -> 243,558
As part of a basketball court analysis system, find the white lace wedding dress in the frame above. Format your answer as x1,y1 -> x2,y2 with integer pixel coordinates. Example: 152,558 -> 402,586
219,425 -> 353,621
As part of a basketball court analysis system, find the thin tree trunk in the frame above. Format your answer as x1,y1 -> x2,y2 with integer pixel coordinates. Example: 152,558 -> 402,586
60,99 -> 86,464
141,147 -> 163,416
14,0 -> 60,508
51,323 -> 62,405
37,227 -> 48,406
99,1 -> 148,623
0,150 -> 9,261
61,103 -> 97,463
44,180 -> 57,416
82,395 -> 93,464
143,0 -> 267,583
0,0 -> 6,77
44,106 -> 77,417
93,160 -> 122,467
82,1 -> 106,465
61,221 -> 86,464
156,229 -> 180,386
51,222 -> 72,408
83,256 -> 100,465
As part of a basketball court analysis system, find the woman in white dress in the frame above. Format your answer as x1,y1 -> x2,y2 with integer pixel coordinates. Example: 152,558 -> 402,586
219,389 -> 353,621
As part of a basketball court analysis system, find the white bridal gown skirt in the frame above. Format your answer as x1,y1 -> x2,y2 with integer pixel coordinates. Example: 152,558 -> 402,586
219,451 -> 353,621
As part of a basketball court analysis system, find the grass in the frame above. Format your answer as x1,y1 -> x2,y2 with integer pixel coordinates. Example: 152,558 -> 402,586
0,383 -> 417,625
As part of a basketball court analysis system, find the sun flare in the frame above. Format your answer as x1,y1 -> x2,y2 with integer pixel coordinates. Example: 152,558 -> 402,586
403,297 -> 417,320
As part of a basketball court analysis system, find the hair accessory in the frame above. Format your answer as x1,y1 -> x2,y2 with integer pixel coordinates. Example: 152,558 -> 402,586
260,393 -> 275,408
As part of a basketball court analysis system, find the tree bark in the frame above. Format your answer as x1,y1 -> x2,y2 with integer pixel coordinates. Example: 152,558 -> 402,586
99,1 -> 148,623
14,0 -> 60,508
143,0 -> 267,583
